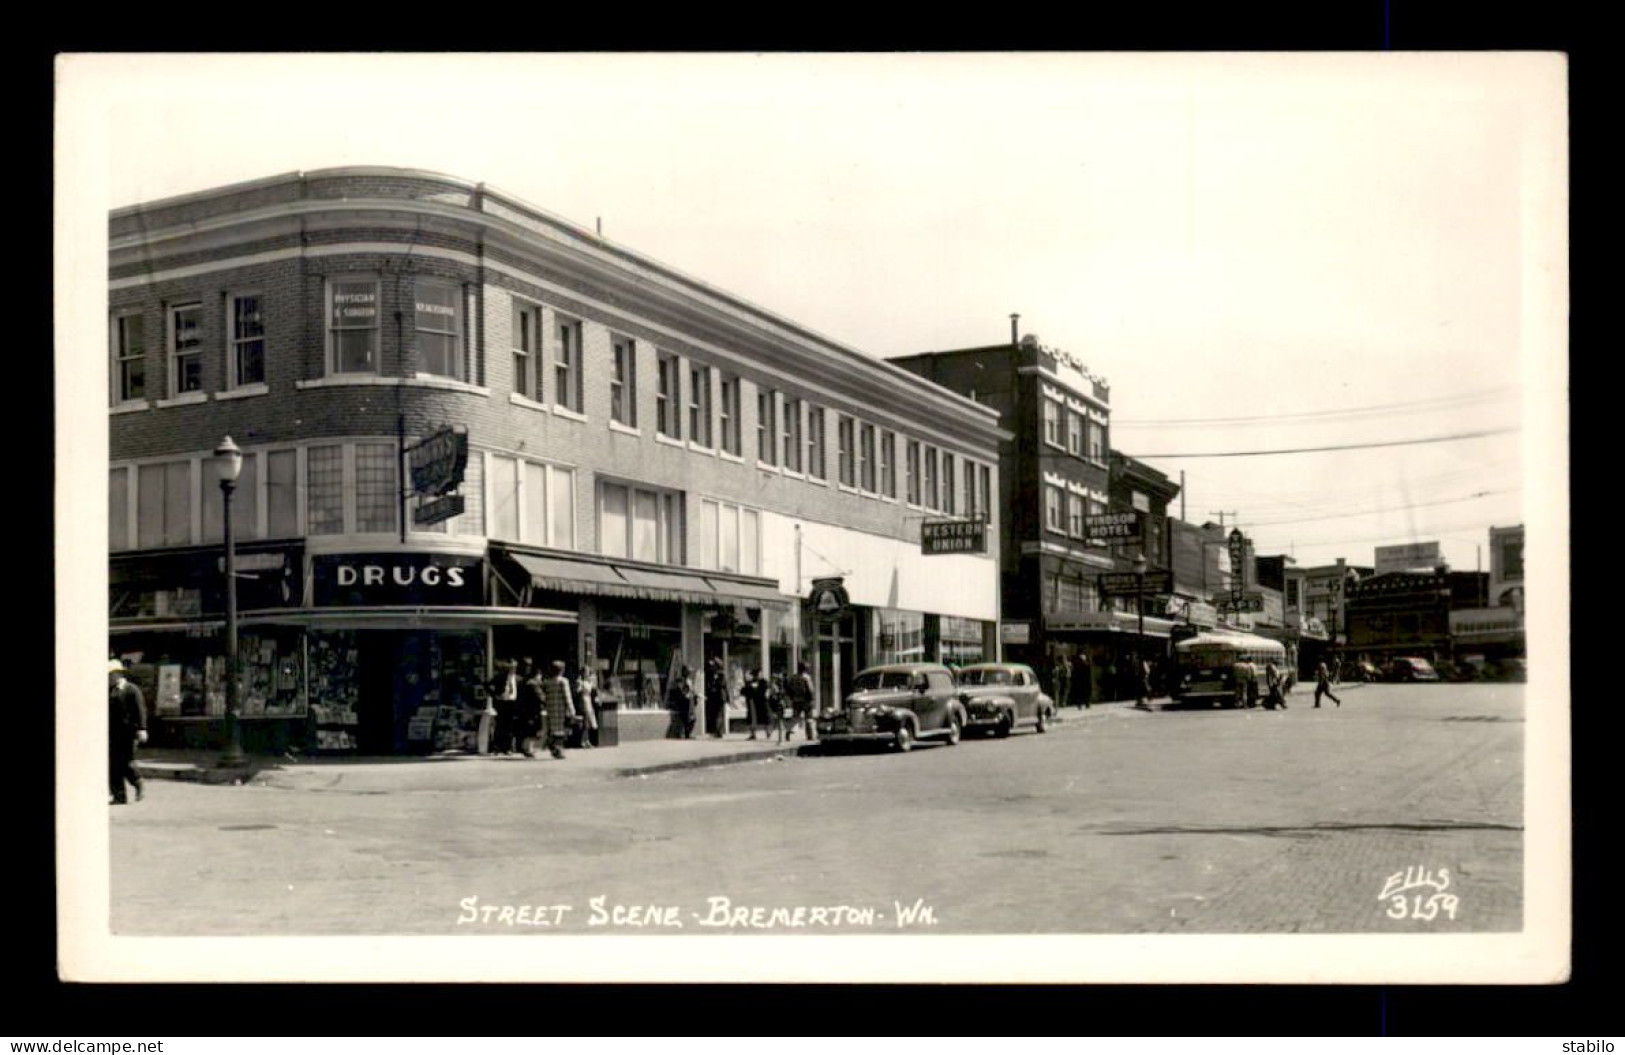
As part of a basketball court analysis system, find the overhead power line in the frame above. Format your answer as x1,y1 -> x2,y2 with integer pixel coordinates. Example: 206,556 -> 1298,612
1241,488 -> 1517,528
1127,426 -> 1518,460
1113,386 -> 1517,428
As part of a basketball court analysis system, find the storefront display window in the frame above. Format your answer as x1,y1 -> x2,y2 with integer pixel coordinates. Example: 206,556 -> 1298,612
940,615 -> 988,667
870,608 -> 926,666
597,602 -> 683,711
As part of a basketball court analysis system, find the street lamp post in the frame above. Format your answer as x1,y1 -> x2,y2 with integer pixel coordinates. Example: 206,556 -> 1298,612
214,436 -> 245,766
1133,550 -> 1148,707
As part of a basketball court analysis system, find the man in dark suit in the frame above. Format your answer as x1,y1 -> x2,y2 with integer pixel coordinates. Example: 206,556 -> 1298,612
108,659 -> 148,805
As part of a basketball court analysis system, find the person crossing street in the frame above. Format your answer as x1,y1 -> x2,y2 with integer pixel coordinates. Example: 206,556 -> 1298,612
1314,660 -> 1342,708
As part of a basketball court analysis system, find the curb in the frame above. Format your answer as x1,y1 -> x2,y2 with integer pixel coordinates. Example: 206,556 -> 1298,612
615,746 -> 806,778
135,761 -> 260,785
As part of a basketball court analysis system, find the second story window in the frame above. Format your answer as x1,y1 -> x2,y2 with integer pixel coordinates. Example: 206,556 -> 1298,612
112,312 -> 145,403
513,302 -> 541,401
657,352 -> 682,440
689,365 -> 712,447
906,440 -> 920,504
327,278 -> 379,375
979,465 -> 991,522
555,316 -> 584,413
963,460 -> 978,519
758,388 -> 777,464
1045,485 -> 1064,533
600,480 -> 683,564
229,294 -> 266,388
942,452 -> 955,514
414,280 -> 462,380
924,447 -> 939,510
837,415 -> 855,487
719,376 -> 742,455
783,397 -> 802,472
168,302 -> 203,396
859,424 -> 875,492
880,431 -> 896,498
611,336 -> 638,427
807,407 -> 827,480
1068,493 -> 1085,538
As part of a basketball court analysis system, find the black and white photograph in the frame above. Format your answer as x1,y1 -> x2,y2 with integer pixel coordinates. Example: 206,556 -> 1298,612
54,52 -> 1568,985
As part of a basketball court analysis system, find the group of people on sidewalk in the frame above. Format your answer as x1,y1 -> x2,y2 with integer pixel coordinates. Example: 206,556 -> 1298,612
485,659 -> 599,761
665,658 -> 818,743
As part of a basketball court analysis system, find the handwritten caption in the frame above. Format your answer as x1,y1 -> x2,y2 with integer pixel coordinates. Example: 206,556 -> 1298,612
457,895 -> 940,930
1378,865 -> 1460,922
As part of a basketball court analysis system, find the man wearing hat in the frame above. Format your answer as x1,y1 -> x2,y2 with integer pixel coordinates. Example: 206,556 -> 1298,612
108,659 -> 148,804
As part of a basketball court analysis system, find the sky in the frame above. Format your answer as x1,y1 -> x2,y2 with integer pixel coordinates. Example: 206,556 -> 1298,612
63,52 -> 1566,575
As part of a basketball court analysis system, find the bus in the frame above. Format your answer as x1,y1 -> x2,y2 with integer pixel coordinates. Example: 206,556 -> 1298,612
1172,630 -> 1290,709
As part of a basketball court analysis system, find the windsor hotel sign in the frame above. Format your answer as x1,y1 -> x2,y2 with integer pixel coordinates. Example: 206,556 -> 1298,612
313,553 -> 483,607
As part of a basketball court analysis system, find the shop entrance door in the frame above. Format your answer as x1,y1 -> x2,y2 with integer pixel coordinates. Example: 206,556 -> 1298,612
355,631 -> 398,755
813,613 -> 857,714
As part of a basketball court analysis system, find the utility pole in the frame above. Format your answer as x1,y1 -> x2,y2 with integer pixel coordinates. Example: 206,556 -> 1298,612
1210,510 -> 1237,528
1180,471 -> 1186,523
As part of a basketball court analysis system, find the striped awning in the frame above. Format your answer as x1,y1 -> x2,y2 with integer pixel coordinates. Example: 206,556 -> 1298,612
502,549 -> 788,609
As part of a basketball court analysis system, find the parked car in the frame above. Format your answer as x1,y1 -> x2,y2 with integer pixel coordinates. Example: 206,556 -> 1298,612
1487,657 -> 1528,683
1341,660 -> 1381,684
955,662 -> 1055,737
1383,657 -> 1441,683
816,662 -> 967,752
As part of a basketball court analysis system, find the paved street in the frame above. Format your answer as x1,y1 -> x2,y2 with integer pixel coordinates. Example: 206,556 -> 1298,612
110,682 -> 1523,936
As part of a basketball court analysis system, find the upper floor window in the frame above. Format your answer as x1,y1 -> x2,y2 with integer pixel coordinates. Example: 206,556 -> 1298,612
807,407 -> 827,480
1045,485 -> 1064,533
1042,399 -> 1062,448
689,365 -> 713,447
513,302 -> 542,401
1088,420 -> 1107,462
490,454 -> 576,549
600,480 -> 682,564
719,376 -> 742,455
837,415 -> 855,487
555,316 -> 584,413
923,447 -> 939,510
1067,411 -> 1085,457
979,465 -> 991,523
168,302 -> 204,396
136,460 -> 193,548
306,445 -> 345,536
942,452 -> 955,514
656,352 -> 682,440
880,431 -> 896,498
859,424 -> 876,492
757,388 -> 777,464
112,312 -> 146,403
1067,493 -> 1085,538
415,280 -> 462,380
699,499 -> 762,576
783,397 -> 803,473
905,440 -> 921,505
229,294 -> 266,389
963,460 -> 978,520
611,336 -> 638,427
327,278 -> 380,375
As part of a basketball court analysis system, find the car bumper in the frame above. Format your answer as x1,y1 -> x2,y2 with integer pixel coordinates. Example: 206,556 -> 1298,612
816,730 -> 898,744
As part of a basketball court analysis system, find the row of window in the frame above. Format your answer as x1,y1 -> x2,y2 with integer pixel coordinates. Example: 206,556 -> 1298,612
1042,397 -> 1109,464
1043,485 -> 1111,543
108,442 -> 767,579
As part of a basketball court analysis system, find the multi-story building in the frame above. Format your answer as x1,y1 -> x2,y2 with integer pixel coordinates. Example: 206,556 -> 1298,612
1344,567 -> 1490,666
108,167 -> 1006,753
1449,524 -> 1526,665
888,335 -> 1111,678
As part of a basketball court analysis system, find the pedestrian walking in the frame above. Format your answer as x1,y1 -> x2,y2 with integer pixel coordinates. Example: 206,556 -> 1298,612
704,657 -> 728,738
742,669 -> 772,741
768,671 -> 789,742
515,660 -> 546,754
785,661 -> 816,741
108,659 -> 148,805
573,665 -> 599,748
487,659 -> 520,755
1052,654 -> 1071,713
1263,659 -> 1287,710
669,665 -> 697,739
1331,655 -> 1343,686
1314,660 -> 1342,708
540,660 -> 576,759
1070,651 -> 1093,709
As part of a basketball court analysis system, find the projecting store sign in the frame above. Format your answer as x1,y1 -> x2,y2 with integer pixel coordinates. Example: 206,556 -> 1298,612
1098,570 -> 1174,596
807,577 -> 850,622
921,519 -> 986,555
1083,512 -> 1141,542
313,553 -> 483,608
407,426 -> 469,498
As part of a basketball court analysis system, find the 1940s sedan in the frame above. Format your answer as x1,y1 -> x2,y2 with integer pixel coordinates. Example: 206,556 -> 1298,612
955,662 -> 1055,737
816,662 -> 967,753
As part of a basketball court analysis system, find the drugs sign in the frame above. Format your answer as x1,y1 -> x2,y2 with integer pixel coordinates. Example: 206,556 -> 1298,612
406,426 -> 469,498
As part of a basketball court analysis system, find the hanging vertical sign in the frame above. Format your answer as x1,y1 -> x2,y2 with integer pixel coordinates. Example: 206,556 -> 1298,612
1228,528 -> 1248,602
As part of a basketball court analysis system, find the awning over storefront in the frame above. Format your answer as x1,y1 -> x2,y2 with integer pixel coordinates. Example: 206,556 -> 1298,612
500,547 -> 789,610
1044,611 -> 1177,639
227,606 -> 578,630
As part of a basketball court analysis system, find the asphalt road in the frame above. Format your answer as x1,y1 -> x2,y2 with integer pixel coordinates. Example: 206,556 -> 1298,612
110,682 -> 1524,936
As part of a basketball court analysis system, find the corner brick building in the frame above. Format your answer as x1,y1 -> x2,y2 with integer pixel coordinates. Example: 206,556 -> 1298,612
109,167 -> 1005,753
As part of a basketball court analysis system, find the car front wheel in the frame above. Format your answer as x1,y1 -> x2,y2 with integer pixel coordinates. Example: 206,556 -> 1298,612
996,712 -> 1014,738
894,722 -> 914,753
944,716 -> 961,746
1036,708 -> 1049,733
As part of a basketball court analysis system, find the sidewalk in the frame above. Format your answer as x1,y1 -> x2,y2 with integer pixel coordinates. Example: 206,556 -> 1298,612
133,701 -> 1135,794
